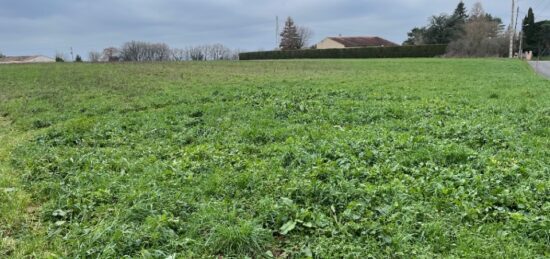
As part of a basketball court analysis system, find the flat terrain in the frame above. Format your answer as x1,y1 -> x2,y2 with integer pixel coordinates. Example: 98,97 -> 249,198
0,59 -> 549,258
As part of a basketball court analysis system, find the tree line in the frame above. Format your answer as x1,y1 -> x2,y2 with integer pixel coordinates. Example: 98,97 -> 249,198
404,1 -> 549,57
403,1 -> 510,57
82,42 -> 238,62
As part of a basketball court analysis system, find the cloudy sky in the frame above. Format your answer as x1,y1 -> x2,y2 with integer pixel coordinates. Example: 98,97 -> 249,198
1,0 -> 549,57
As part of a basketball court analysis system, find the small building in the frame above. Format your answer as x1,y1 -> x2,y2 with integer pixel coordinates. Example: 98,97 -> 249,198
0,55 -> 55,64
316,36 -> 399,49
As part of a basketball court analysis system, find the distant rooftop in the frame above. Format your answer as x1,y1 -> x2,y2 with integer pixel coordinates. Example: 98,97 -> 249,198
328,36 -> 399,47
0,55 -> 55,64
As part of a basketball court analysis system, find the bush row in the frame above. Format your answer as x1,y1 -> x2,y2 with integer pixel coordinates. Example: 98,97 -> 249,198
239,45 -> 448,60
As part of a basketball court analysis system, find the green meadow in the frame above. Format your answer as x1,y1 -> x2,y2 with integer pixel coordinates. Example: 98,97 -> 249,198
0,59 -> 548,258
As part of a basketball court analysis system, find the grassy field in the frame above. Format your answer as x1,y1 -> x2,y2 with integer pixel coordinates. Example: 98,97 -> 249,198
0,59 -> 548,258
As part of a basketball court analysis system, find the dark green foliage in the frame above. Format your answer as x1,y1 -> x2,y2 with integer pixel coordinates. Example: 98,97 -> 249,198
522,8 -> 537,51
403,27 -> 427,45
453,1 -> 468,21
447,4 -> 508,57
0,52 -> 5,58
538,22 -> 550,50
31,119 -> 52,129
240,45 -> 448,60
423,15 -> 461,44
531,21 -> 550,56
450,1 -> 468,36
55,57 -> 64,62
75,55 -> 83,62
280,17 -> 300,50
405,2 -> 503,47
404,2 -> 469,45
522,7 -> 550,56
0,60 -> 549,258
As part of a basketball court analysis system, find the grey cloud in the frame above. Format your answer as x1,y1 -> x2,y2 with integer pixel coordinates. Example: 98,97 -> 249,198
0,0 -> 546,57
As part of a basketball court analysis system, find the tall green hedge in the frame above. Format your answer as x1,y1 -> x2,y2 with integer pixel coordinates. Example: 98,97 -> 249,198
239,45 -> 448,60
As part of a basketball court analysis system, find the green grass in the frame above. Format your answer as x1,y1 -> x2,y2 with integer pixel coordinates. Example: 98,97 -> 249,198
0,59 -> 549,258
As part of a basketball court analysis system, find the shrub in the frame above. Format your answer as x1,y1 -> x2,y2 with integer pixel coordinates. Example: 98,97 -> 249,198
239,45 -> 447,60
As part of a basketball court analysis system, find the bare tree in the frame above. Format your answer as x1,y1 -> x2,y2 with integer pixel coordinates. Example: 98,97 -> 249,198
447,2 -> 507,57
188,46 -> 205,61
230,49 -> 241,60
469,2 -> 484,19
297,26 -> 314,49
120,41 -> 142,61
102,47 -> 120,62
152,43 -> 171,61
120,41 -> 171,61
171,44 -> 238,61
209,44 -> 232,60
202,45 -> 211,60
88,51 -> 101,62
171,48 -> 188,61
116,42 -> 237,62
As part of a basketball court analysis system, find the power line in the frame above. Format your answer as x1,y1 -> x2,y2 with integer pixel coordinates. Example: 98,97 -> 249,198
515,6 -> 521,32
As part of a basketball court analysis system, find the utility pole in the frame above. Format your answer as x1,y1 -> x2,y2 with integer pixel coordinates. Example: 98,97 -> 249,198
514,6 -> 520,58
509,0 -> 515,58
515,7 -> 520,33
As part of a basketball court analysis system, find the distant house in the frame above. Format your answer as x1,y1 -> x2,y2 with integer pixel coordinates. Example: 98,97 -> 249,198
0,55 -> 55,64
316,36 -> 399,49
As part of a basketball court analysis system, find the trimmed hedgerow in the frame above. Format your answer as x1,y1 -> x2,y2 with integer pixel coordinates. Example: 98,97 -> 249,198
239,45 -> 447,60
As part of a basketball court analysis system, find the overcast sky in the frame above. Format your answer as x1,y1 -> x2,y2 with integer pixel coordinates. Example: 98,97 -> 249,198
1,0 -> 549,57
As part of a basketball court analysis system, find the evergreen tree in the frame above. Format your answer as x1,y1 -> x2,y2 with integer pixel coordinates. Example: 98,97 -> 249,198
539,22 -> 550,54
447,1 -> 468,39
75,54 -> 83,62
279,17 -> 300,50
453,1 -> 468,22
424,15 -> 458,44
403,1 -> 468,45
522,8 -> 537,51
534,21 -> 550,56
403,27 -> 427,45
